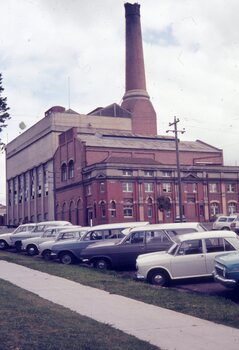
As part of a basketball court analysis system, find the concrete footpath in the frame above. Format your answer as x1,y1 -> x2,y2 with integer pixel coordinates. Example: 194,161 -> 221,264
0,261 -> 239,350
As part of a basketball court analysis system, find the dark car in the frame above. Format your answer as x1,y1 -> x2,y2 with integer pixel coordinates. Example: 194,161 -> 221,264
50,221 -> 148,264
80,222 -> 207,270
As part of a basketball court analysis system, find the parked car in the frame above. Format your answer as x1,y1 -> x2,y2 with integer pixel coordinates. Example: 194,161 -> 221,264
212,215 -> 237,230
0,223 -> 36,250
10,221 -> 72,251
136,231 -> 239,286
213,251 -> 239,290
21,225 -> 81,256
51,221 -> 148,265
230,216 -> 239,234
80,222 -> 207,270
38,226 -> 90,260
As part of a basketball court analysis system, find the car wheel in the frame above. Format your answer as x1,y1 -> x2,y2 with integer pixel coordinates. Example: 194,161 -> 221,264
0,240 -> 8,250
26,245 -> 38,256
59,252 -> 75,265
148,269 -> 170,286
42,250 -> 52,261
221,227 -> 230,230
93,258 -> 110,270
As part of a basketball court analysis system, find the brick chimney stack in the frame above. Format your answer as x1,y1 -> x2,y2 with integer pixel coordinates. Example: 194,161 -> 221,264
121,3 -> 157,136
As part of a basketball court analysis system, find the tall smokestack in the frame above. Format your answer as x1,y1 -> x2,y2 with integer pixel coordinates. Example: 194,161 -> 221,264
121,3 -> 157,136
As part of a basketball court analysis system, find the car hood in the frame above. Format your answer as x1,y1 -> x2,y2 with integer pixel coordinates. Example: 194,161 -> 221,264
0,232 -> 13,238
39,240 -> 55,248
215,251 -> 239,265
137,251 -> 170,264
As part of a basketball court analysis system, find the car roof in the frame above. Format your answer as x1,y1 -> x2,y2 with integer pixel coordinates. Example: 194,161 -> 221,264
177,230 -> 237,242
87,222 -> 149,230
128,222 -> 204,232
36,221 -> 71,226
58,226 -> 90,233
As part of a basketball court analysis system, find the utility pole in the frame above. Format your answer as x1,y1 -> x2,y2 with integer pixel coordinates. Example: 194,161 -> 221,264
166,117 -> 185,222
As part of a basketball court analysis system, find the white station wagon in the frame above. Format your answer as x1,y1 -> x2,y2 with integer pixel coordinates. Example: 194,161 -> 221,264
136,231 -> 239,286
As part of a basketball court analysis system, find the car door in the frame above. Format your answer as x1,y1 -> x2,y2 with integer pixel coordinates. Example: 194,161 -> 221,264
145,230 -> 173,253
113,231 -> 147,268
204,237 -> 237,274
170,239 -> 207,278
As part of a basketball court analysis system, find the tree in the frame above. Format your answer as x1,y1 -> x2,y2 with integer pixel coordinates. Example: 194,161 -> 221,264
0,73 -> 10,135
157,195 -> 171,212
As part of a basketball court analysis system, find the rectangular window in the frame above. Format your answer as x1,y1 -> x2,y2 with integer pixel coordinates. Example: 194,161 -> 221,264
209,183 -> 218,193
184,183 -> 188,193
86,184 -> 91,195
43,164 -> 48,196
99,182 -> 105,193
144,182 -> 153,192
192,183 -> 197,193
163,171 -> 172,177
226,183 -> 236,193
122,182 -> 133,192
123,199 -> 133,217
123,170 -> 133,176
144,170 -> 154,177
162,183 -> 172,193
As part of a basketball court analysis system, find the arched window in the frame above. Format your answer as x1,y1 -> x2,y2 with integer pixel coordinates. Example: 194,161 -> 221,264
228,202 -> 237,215
76,199 -> 82,225
69,201 -> 75,223
100,201 -> 106,218
61,163 -> 67,181
68,160 -> 74,179
62,202 -> 67,220
110,201 -> 116,217
55,204 -> 61,220
210,202 -> 220,217
147,198 -> 153,218
94,202 -> 97,218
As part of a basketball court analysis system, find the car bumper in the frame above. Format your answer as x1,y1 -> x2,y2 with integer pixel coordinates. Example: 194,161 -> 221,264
213,272 -> 237,289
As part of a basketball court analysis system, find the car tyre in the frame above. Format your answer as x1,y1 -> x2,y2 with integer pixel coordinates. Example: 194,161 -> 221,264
26,244 -> 38,256
148,269 -> 170,287
93,258 -> 110,270
59,252 -> 75,265
0,240 -> 9,250
42,249 -> 52,261
221,227 -> 230,230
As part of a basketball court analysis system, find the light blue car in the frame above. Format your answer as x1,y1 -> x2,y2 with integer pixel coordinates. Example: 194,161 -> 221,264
213,251 -> 239,290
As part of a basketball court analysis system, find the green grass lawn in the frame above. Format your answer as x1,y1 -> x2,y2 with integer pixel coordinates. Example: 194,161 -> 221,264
1,250 -> 239,331
0,279 -> 158,350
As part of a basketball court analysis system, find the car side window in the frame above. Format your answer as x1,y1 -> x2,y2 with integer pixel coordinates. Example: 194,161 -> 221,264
205,237 -> 236,253
177,239 -> 202,255
61,232 -> 75,240
146,230 -> 170,244
108,228 -> 124,238
42,230 -> 52,238
126,231 -> 144,244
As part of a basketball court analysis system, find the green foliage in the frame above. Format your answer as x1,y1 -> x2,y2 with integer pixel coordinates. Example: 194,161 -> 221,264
157,195 -> 171,212
0,73 -> 10,134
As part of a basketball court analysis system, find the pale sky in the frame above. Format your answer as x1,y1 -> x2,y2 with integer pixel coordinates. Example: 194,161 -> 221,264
1,0 -> 239,204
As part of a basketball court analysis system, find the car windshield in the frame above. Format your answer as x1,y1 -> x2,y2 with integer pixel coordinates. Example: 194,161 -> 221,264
227,237 -> 239,250
166,228 -> 198,238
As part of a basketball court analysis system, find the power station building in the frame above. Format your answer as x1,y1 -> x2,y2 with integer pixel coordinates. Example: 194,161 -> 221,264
6,3 -> 239,226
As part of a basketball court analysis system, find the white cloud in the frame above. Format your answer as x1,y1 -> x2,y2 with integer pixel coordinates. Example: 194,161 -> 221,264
1,0 -> 239,204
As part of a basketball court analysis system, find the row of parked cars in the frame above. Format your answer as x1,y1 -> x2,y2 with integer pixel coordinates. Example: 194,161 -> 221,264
1,219 -> 239,291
